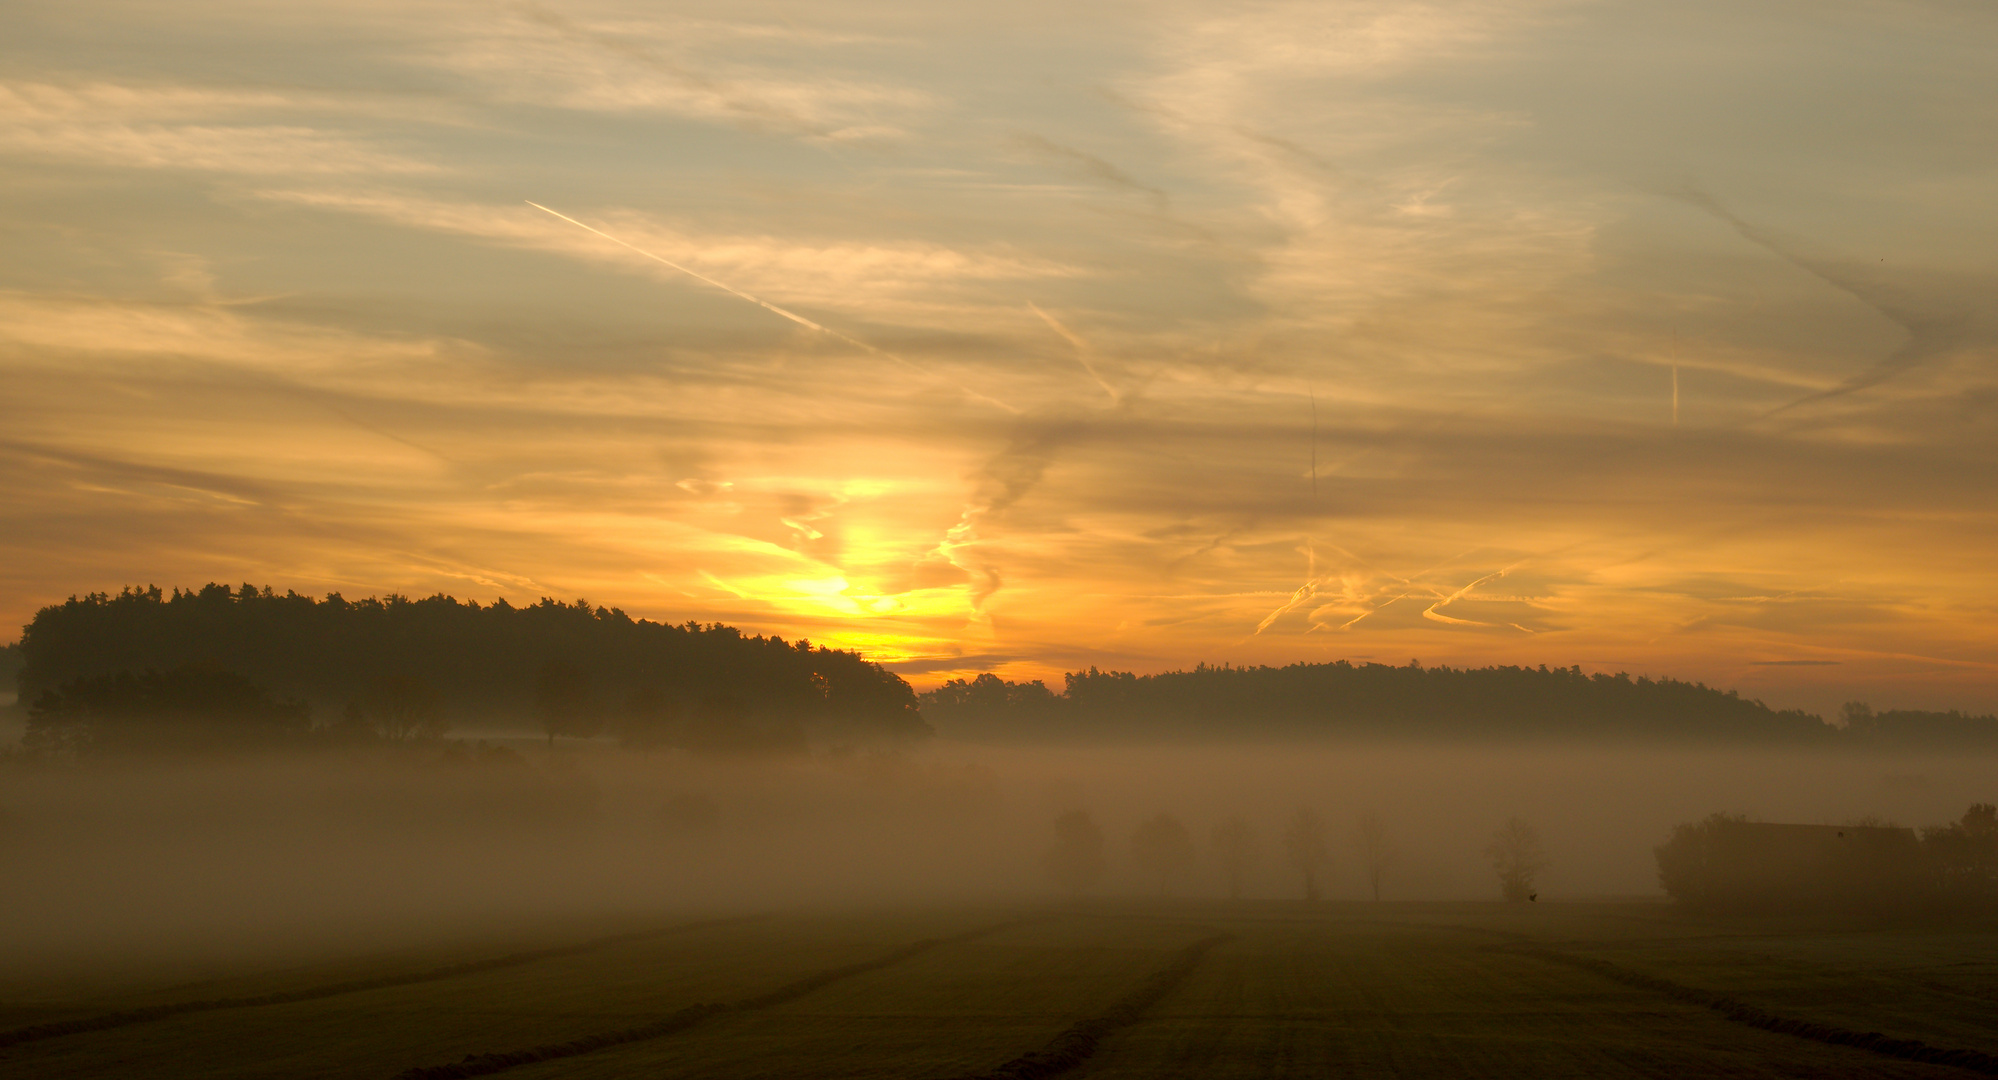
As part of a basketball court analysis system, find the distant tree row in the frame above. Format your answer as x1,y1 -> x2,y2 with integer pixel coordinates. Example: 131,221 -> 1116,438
13,584 -> 930,754
1042,808 -> 1423,900
1839,702 -> 1998,748
1656,804 -> 1998,916
924,665 -> 1994,744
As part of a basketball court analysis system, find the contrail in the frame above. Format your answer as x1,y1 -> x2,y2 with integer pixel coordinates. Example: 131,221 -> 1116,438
1421,564 -> 1533,633
1670,328 -> 1679,427
527,201 -> 1019,413
1308,388 -> 1318,500
527,201 -> 892,359
1672,186 -> 1967,416
1028,302 -> 1119,405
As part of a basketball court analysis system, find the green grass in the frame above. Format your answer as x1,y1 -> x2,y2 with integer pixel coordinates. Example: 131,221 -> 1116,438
8,902 -> 1998,1079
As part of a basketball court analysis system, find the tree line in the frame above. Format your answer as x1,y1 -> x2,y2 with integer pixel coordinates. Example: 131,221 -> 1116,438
12,584 -> 930,755
1042,808 -> 1549,902
922,665 -> 1998,744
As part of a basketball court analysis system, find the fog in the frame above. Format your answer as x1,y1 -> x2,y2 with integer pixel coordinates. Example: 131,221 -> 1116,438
4,736 -> 1993,993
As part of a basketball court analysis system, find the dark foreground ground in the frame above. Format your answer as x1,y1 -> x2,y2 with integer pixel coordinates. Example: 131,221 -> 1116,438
6,900 -> 1998,1079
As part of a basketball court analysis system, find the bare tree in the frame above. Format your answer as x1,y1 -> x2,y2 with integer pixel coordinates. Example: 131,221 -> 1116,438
1283,809 -> 1332,901
1131,813 -> 1197,894
1352,811 -> 1397,902
1211,816 -> 1258,899
1486,817 -> 1549,902
360,674 -> 446,741
1044,810 -> 1106,895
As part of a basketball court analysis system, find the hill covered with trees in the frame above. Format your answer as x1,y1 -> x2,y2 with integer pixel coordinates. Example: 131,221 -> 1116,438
14,584 -> 929,753
919,663 -> 1957,744
17,586 -> 1995,753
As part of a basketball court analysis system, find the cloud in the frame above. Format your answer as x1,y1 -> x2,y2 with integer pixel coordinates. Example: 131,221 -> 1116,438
1013,132 -> 1170,210
258,188 -> 1081,335
427,6 -> 928,138
933,418 -> 1084,614
3,0 -> 1997,715
0,81 -> 439,175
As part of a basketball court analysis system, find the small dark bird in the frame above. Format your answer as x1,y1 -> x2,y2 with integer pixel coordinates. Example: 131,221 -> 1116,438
1529,893 -> 1538,902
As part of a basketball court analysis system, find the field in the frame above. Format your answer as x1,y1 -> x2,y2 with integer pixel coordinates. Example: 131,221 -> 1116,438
7,901 -> 1998,1079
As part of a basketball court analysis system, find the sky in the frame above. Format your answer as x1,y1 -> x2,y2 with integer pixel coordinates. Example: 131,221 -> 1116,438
2,0 -> 1995,716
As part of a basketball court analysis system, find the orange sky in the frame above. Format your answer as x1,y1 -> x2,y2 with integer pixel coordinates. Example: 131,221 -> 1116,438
3,0 -> 1997,717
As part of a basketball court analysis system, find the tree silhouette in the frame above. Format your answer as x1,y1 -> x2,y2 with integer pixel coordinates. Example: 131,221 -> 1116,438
15,585 -> 930,748
1486,817 -> 1549,902
1283,809 -> 1332,901
25,665 -> 307,754
1211,816 -> 1258,900
0,641 -> 22,698
1921,803 -> 1998,904
534,659 -> 602,746
1044,810 -> 1106,895
1130,813 -> 1197,895
1654,811 -> 1745,907
919,659 -> 1837,742
357,674 -> 446,741
1352,811 -> 1397,902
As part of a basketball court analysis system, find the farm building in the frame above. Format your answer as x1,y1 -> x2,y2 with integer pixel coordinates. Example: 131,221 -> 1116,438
1656,818 -> 1925,915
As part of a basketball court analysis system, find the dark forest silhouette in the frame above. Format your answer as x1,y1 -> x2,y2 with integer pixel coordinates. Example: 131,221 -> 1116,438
920,666 -> 1998,744
14,584 -> 929,754
14,584 -> 1998,753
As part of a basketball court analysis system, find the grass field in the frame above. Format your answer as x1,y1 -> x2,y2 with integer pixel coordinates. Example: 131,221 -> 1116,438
6,901 -> 1998,1079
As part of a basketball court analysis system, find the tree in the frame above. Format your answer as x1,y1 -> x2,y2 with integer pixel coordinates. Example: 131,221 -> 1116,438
1211,816 -> 1258,900
1352,811 -> 1397,902
357,674 -> 446,741
1283,809 -> 1332,901
1130,813 -> 1197,894
918,660 -> 1834,743
1655,812 -> 1740,907
1486,817 -> 1549,902
24,665 -> 308,755
1045,810 -> 1106,895
534,659 -> 602,746
15,586 -> 932,748
1922,803 -> 1998,904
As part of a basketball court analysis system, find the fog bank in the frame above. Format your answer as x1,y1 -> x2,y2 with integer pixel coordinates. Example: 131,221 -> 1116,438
4,737 -> 1993,989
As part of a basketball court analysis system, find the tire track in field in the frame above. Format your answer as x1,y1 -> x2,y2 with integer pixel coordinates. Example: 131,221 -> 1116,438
0,915 -> 762,1051
944,930 -> 1233,1080
392,917 -> 1039,1080
1515,945 -> 1998,1076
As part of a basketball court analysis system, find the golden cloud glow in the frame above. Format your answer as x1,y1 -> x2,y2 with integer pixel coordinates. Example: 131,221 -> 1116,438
2,0 -> 1996,719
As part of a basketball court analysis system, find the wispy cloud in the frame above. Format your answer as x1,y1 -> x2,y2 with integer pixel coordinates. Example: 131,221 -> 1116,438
0,81 -> 440,175
258,188 -> 1081,330
3,0 -> 1997,715
1013,132 -> 1170,210
427,6 -> 928,139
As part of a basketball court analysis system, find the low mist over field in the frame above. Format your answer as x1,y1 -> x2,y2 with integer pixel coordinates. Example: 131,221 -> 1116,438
9,583 -> 1998,993
8,735 -> 1997,991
